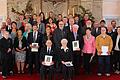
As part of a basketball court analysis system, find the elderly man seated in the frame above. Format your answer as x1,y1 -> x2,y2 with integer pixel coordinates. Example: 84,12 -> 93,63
40,40 -> 55,80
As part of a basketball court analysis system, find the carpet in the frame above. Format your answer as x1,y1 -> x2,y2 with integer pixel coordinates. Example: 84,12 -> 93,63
0,71 -> 120,80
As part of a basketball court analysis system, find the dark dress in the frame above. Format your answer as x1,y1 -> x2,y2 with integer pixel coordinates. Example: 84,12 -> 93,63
0,37 -> 12,76
60,48 -> 74,80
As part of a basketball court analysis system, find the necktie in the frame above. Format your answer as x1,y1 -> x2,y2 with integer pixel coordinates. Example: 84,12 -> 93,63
48,48 -> 50,54
74,32 -> 77,40
96,28 -> 98,33
33,32 -> 36,42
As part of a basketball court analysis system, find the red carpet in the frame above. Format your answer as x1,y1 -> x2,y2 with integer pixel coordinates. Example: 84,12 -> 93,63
0,71 -> 120,80
0,64 -> 119,80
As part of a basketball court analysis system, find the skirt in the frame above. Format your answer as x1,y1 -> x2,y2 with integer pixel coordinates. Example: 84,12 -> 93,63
15,51 -> 26,62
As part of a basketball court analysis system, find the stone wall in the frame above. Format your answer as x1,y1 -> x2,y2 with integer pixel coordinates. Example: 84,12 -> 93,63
7,0 -> 102,21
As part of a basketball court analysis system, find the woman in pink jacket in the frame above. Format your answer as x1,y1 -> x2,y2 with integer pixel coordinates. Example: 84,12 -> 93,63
82,27 -> 96,74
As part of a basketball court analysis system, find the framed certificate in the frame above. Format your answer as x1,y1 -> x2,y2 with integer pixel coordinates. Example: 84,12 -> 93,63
44,55 -> 53,66
64,62 -> 73,67
72,41 -> 79,51
31,43 -> 38,52
101,46 -> 108,56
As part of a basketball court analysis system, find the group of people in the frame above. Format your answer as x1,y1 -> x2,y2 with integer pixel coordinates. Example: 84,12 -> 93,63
0,11 -> 120,80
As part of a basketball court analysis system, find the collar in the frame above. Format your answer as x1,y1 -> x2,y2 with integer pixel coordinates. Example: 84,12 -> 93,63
61,46 -> 68,49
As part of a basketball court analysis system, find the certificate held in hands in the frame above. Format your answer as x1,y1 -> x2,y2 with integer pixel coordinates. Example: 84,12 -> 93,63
44,55 -> 53,66
64,62 -> 73,67
101,46 -> 108,56
72,41 -> 79,51
31,43 -> 38,52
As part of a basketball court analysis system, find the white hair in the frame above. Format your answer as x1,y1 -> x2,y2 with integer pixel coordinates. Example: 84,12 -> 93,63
61,38 -> 68,44
73,24 -> 79,29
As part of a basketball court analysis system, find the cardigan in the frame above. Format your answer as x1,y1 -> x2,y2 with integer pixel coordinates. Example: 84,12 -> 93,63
96,34 -> 113,55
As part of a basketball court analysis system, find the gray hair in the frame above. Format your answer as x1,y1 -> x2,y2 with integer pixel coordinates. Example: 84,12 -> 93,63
25,23 -> 32,28
61,38 -> 68,44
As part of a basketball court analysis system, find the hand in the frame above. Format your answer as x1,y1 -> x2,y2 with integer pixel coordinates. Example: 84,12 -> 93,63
61,61 -> 65,64
92,54 -> 95,57
76,48 -> 80,51
36,45 -> 39,48
107,51 -> 111,55
30,44 -> 33,48
7,48 -> 11,53
30,44 -> 39,48
50,61 -> 54,65
42,61 -> 45,65
98,51 -> 102,56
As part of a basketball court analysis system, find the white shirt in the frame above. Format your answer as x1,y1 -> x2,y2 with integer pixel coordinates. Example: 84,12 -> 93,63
70,25 -> 72,31
61,47 -> 69,52
115,35 -> 120,51
47,47 -> 51,53
8,25 -> 11,30
33,31 -> 38,41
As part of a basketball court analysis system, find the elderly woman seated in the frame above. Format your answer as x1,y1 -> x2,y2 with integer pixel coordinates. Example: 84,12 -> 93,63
60,39 -> 74,80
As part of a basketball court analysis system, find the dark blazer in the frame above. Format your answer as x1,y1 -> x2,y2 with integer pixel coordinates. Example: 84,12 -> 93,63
40,47 -> 55,63
112,33 -> 120,50
53,28 -> 67,48
107,31 -> 115,38
67,31 -> 84,51
14,36 -> 27,51
0,37 -> 12,53
60,48 -> 73,62
27,31 -> 43,50
64,25 -> 71,33
91,27 -> 101,37
38,23 -> 45,34
6,25 -> 12,34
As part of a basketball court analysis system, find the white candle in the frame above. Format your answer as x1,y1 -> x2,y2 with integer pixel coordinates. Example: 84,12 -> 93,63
39,9 -> 41,13
45,12 -> 48,19
68,9 -> 70,15
62,12 -> 64,17
73,8 -> 75,16
34,7 -> 36,13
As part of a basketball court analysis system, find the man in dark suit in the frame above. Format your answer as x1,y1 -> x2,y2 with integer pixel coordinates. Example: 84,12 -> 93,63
91,21 -> 101,37
40,40 -> 55,80
53,21 -> 67,49
112,26 -> 120,74
6,18 -> 12,34
37,16 -> 45,34
27,24 -> 43,75
64,18 -> 74,33
53,21 -> 67,72
67,24 -> 84,75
